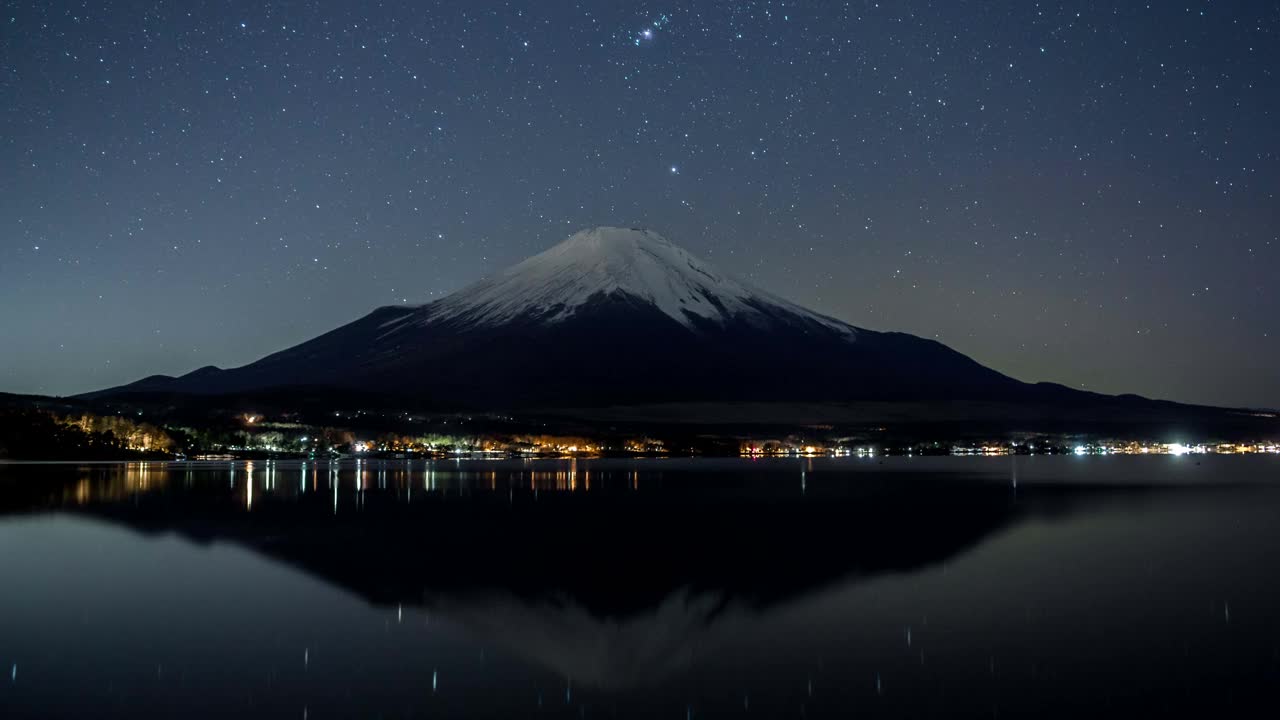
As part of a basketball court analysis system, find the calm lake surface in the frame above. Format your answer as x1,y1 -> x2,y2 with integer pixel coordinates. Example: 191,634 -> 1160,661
1,456 -> 1279,718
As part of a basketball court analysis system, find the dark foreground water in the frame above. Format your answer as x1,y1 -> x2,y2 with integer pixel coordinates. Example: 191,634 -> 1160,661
1,456 -> 1279,718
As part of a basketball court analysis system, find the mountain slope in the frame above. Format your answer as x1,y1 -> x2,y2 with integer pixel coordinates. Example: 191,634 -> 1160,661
86,227 -> 1127,409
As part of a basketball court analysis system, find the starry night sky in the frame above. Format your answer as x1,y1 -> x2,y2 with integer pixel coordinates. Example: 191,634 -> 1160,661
2,1 -> 1277,408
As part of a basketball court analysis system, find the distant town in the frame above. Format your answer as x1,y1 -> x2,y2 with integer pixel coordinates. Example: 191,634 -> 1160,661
2,399 -> 1276,461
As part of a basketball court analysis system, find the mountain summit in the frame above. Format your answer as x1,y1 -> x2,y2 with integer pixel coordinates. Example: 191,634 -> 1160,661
89,226 -> 1107,408
410,226 -> 854,335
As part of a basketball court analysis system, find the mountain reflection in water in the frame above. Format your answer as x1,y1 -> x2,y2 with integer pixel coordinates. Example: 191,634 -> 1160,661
2,457 -> 1280,718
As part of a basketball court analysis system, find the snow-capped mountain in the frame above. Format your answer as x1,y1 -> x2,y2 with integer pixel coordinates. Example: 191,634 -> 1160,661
391,226 -> 854,336
88,226 -> 1089,408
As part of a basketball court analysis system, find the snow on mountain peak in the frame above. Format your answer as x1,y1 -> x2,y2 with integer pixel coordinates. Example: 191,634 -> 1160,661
400,226 -> 855,335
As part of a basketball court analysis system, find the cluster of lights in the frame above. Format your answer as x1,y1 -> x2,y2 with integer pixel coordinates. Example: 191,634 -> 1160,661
347,439 -> 611,457
741,445 -> 876,457
736,442 -> 1280,458
953,445 -> 1026,456
1072,442 -> 1280,456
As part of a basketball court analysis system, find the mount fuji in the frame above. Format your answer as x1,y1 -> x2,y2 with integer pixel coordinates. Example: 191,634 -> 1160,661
88,227 -> 1139,410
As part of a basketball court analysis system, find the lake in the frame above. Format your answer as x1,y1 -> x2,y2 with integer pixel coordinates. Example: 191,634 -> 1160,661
1,456 -> 1279,718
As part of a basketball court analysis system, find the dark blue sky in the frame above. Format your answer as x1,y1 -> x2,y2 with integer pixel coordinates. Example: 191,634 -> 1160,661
2,1 -> 1276,407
